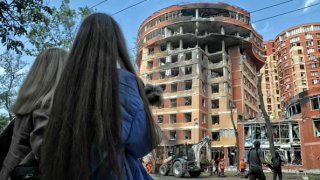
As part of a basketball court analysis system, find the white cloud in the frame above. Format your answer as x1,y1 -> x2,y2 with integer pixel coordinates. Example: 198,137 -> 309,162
303,0 -> 319,13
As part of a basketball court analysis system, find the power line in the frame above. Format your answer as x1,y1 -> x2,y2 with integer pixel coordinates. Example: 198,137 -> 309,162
250,0 -> 294,13
90,0 -> 108,9
111,0 -> 148,16
252,2 -> 320,23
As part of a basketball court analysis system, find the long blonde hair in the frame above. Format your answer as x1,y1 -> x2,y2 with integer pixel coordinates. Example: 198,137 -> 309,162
11,48 -> 68,115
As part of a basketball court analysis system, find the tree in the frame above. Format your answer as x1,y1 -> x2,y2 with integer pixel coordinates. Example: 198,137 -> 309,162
0,0 -> 52,54
26,0 -> 92,56
257,74 -> 276,158
0,114 -> 9,132
0,52 -> 26,121
230,101 -> 240,169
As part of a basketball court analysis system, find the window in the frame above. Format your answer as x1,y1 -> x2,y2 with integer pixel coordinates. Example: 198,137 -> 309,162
302,80 -> 307,86
309,56 -> 316,60
171,55 -> 178,63
300,64 -> 305,70
184,96 -> 192,106
184,113 -> 192,122
157,115 -> 163,123
185,66 -> 192,75
159,71 -> 165,79
313,118 -> 320,137
148,47 -> 154,55
185,52 -> 192,60
147,73 -> 153,80
310,63 -> 317,69
212,131 -> 220,141
170,67 -> 179,77
159,58 -> 166,66
184,130 -> 192,139
169,130 -> 176,140
311,72 -> 319,77
147,61 -> 153,69
266,77 -> 270,82
312,79 -> 319,85
212,115 -> 219,125
310,95 -> 320,110
202,114 -> 206,124
211,84 -> 219,93
202,98 -> 206,107
160,44 -> 167,51
171,83 -> 177,92
299,57 -> 303,62
159,84 -> 166,91
287,102 -> 301,116
169,114 -> 176,124
170,98 -> 177,107
212,99 -> 219,109
185,80 -> 192,90
298,49 -> 303,54
301,72 -> 306,78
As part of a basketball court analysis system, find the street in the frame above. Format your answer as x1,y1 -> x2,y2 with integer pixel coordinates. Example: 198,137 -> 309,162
152,174 -> 240,180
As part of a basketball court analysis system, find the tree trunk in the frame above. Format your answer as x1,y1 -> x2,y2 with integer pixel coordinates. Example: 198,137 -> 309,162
230,103 -> 240,169
257,75 -> 276,158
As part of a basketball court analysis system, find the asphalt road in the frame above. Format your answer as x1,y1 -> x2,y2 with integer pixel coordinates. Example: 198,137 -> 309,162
152,174 -> 240,180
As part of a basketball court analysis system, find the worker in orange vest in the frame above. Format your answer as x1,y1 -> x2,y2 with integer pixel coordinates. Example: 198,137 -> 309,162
239,158 -> 246,178
219,158 -> 225,177
146,161 -> 152,173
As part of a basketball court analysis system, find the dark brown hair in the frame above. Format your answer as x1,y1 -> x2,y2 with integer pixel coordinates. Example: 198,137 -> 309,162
41,13 -> 159,180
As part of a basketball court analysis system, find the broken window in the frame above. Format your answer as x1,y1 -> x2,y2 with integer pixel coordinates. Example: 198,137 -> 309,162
313,118 -> 320,137
211,99 -> 219,109
184,96 -> 192,106
310,95 -> 320,110
184,130 -> 191,139
292,123 -> 300,142
159,71 -> 165,79
170,98 -> 177,107
184,113 -> 192,122
202,114 -> 206,124
212,131 -> 220,141
160,44 -> 167,51
170,67 -> 179,77
171,83 -> 177,92
202,98 -> 206,107
185,80 -> 192,90
157,115 -> 163,123
211,84 -> 219,93
169,114 -> 176,124
287,102 -> 301,116
159,58 -> 166,66
171,55 -> 178,63
146,73 -> 152,80
148,47 -> 154,55
185,52 -> 192,60
159,84 -> 166,91
169,130 -> 176,140
185,66 -> 192,75
146,61 -> 152,69
212,115 -> 219,125
210,70 -> 223,78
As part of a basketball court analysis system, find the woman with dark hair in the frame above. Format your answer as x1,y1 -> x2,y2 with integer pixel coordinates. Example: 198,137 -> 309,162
0,48 -> 68,179
41,13 -> 161,180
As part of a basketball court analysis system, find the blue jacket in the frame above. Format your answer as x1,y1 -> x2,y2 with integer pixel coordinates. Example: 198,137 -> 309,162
91,69 -> 153,180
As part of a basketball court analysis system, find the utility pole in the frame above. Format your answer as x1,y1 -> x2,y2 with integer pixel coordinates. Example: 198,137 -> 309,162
230,101 -> 239,169
257,74 -> 276,158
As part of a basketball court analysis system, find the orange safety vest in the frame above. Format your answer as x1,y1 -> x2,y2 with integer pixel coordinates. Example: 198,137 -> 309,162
240,160 -> 246,169
220,161 -> 225,169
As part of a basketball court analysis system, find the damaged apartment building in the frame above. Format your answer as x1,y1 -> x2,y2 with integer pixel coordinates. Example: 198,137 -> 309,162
137,2 -> 265,165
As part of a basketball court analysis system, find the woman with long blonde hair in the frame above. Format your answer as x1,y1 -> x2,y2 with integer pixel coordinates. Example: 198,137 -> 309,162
0,48 -> 68,180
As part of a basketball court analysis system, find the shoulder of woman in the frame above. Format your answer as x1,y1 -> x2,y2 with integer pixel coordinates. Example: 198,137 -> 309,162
118,69 -> 140,93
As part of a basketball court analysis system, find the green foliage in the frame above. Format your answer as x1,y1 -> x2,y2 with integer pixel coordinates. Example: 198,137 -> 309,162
0,0 -> 52,54
0,52 -> 26,120
0,114 -> 9,132
26,0 -> 92,56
